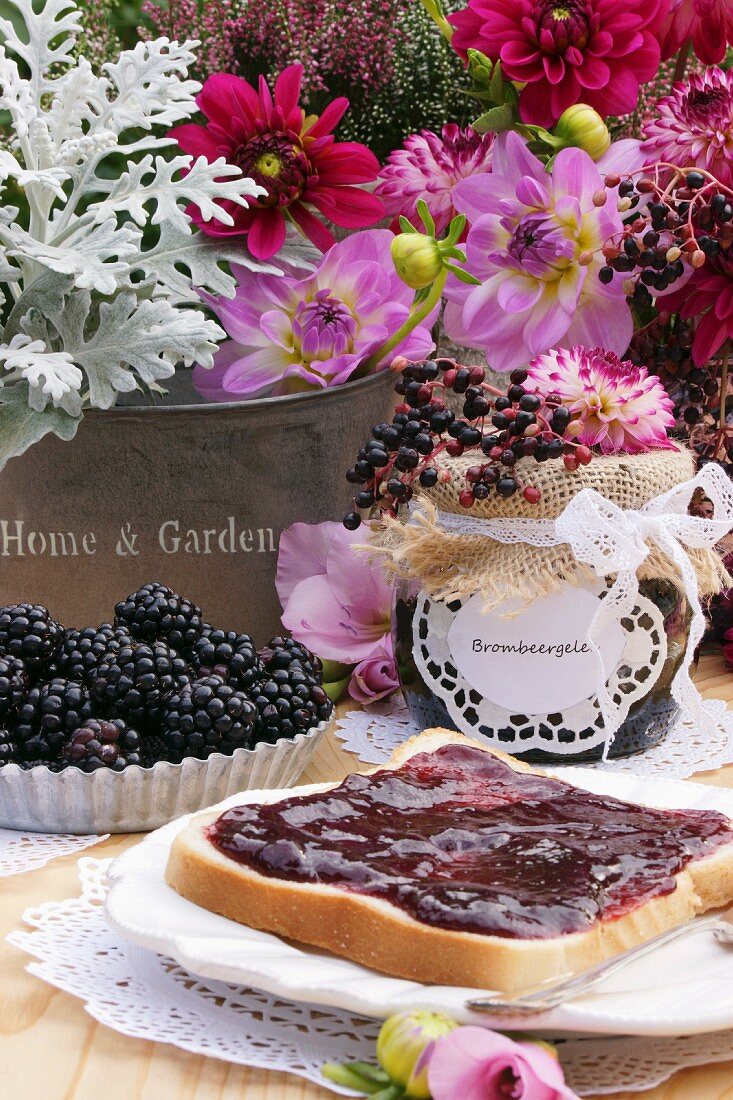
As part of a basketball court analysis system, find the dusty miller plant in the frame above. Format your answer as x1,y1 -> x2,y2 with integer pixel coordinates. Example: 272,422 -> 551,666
0,0 -> 310,469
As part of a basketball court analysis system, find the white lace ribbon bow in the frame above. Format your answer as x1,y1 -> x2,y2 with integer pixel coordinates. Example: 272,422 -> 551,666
432,462 -> 733,755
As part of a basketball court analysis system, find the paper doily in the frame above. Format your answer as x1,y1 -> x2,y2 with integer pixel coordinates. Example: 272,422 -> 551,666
0,828 -> 107,877
412,585 -> 666,757
335,692 -> 733,779
8,857 -> 733,1097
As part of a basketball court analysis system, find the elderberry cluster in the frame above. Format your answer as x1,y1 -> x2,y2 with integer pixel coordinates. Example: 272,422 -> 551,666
343,358 -> 590,529
598,169 -> 733,311
628,315 -> 720,434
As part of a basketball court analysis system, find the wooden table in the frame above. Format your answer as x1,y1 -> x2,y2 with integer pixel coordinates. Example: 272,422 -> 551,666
3,652 -> 733,1099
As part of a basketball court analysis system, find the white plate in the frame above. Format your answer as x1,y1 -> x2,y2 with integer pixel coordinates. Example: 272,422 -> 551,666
105,767 -> 733,1036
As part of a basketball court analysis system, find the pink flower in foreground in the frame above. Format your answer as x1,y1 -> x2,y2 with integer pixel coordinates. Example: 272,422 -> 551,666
195,230 -> 437,399
660,0 -> 733,65
526,346 -> 675,454
349,643 -> 397,704
449,0 -> 667,127
443,132 -> 633,372
428,1027 -> 579,1100
169,64 -> 383,260
661,253 -> 733,366
376,125 -> 495,235
641,68 -> 733,189
276,521 -> 398,701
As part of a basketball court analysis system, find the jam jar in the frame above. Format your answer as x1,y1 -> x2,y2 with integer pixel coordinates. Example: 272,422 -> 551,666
392,575 -> 691,764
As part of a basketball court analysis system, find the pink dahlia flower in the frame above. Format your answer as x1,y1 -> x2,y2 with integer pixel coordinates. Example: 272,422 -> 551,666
376,125 -> 494,235
428,1027 -> 579,1100
661,253 -> 733,366
194,229 -> 437,399
444,131 -> 633,372
526,346 -> 675,454
660,0 -> 733,65
276,521 -> 398,702
169,64 -> 383,260
641,68 -> 733,189
448,0 -> 667,128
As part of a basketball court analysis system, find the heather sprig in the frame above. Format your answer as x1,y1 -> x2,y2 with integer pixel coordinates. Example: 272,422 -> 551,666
141,0 -> 469,159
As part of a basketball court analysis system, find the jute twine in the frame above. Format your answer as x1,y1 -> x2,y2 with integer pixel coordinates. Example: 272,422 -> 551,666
377,446 -> 729,609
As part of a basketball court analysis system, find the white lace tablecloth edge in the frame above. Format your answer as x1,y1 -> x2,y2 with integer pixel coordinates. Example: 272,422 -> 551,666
8,858 -> 733,1097
0,828 -> 108,877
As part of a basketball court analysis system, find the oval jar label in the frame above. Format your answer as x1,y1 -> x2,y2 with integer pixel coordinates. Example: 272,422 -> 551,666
445,585 -> 626,715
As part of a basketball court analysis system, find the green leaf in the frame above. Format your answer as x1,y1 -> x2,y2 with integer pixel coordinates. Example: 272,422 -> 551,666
472,103 -> 517,134
444,263 -> 481,285
0,383 -> 79,473
21,287 -> 224,409
416,199 -> 435,238
489,60 -> 505,103
3,271 -> 75,343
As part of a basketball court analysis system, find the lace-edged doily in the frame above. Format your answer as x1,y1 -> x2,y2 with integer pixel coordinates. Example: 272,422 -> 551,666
335,692 -> 733,779
0,828 -> 106,877
8,857 -> 733,1097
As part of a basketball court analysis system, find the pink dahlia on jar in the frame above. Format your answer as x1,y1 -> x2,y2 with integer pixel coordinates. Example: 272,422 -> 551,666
448,0 -> 667,127
444,131 -> 633,372
641,68 -> 733,189
169,64 -> 383,260
376,125 -> 494,235
194,229 -> 437,399
660,0 -> 733,65
526,346 -> 675,454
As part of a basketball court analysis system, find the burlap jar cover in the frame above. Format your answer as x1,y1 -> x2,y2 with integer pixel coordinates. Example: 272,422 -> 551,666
379,446 -> 733,757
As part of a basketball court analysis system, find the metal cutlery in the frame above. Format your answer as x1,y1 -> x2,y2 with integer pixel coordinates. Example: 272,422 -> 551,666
467,915 -> 733,1016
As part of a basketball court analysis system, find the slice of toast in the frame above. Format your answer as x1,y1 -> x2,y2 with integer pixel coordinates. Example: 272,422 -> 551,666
165,730 -> 733,994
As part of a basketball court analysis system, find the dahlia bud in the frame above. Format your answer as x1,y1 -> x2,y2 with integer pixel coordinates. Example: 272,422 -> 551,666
554,103 -> 611,161
376,1011 -> 458,1099
391,233 -> 443,290
466,48 -> 495,91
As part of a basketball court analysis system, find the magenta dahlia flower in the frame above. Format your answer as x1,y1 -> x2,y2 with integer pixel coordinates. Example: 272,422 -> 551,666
641,68 -> 733,189
376,125 -> 494,235
449,0 -> 667,127
661,253 -> 733,367
660,0 -> 733,65
193,229 -> 437,399
526,346 -> 675,454
169,64 -> 383,260
443,132 -> 633,372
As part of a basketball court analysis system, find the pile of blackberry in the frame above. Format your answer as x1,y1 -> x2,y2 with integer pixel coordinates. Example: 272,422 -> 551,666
0,583 -> 332,774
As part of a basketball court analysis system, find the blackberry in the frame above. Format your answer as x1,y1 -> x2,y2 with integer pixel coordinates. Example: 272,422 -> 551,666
252,665 -> 332,745
20,758 -> 64,772
0,604 -> 62,672
259,636 -> 324,681
0,729 -> 18,767
140,732 -> 169,768
0,656 -> 30,722
162,674 -> 256,762
191,626 -> 262,689
15,677 -> 94,760
55,623 -> 127,685
91,640 -> 190,728
115,582 -> 204,652
63,718 -> 143,772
